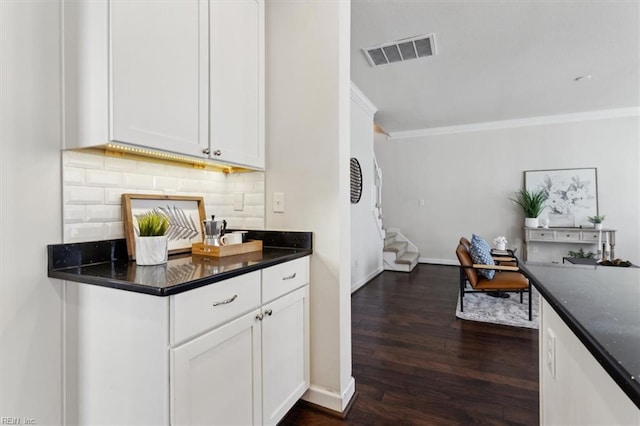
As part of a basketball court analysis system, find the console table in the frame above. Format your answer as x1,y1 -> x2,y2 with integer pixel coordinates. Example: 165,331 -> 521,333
523,227 -> 616,262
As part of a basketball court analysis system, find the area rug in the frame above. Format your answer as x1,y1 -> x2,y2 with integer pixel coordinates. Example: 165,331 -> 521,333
455,287 -> 539,329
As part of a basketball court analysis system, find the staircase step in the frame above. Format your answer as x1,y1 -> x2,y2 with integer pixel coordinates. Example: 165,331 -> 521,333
383,241 -> 407,253
384,231 -> 397,246
396,251 -> 419,265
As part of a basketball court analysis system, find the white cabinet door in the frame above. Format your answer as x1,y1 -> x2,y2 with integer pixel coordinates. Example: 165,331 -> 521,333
171,309 -> 262,426
209,0 -> 265,169
110,0 -> 208,157
261,286 -> 310,425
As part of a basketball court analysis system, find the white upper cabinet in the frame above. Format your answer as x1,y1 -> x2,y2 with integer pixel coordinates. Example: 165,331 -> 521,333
209,0 -> 265,169
64,0 -> 265,170
110,0 -> 209,157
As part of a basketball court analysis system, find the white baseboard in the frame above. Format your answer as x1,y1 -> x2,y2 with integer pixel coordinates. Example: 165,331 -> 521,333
302,376 -> 356,413
419,257 -> 458,266
351,267 -> 383,293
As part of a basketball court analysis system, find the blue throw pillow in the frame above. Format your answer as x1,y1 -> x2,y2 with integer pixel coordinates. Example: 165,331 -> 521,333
470,234 -> 495,279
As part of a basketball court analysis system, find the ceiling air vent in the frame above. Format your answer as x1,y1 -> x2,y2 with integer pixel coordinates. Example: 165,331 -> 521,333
363,34 -> 436,67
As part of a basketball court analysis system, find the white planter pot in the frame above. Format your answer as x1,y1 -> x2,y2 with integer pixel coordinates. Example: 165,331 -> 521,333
594,223 -> 603,230
136,235 -> 168,265
495,242 -> 506,251
524,217 -> 539,228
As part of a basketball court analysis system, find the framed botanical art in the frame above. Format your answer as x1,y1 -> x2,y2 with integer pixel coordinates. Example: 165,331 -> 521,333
122,194 -> 206,260
524,168 -> 598,228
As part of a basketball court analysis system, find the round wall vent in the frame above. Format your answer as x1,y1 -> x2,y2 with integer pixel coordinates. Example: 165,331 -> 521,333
350,157 -> 363,204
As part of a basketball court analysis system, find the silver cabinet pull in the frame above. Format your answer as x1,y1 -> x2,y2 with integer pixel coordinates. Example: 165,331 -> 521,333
202,148 -> 210,155
264,309 -> 273,316
256,313 -> 264,321
212,294 -> 237,307
282,273 -> 296,281
212,149 -> 222,156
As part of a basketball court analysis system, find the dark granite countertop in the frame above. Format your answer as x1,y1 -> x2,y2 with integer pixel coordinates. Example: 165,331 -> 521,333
521,263 -> 640,409
48,231 -> 312,296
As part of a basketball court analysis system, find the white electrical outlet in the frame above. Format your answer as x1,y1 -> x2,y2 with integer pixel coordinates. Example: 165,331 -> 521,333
419,199 -> 425,206
546,328 -> 557,379
273,192 -> 285,213
233,193 -> 244,211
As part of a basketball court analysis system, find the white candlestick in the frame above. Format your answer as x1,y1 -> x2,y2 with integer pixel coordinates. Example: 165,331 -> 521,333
598,231 -> 602,251
606,232 -> 609,247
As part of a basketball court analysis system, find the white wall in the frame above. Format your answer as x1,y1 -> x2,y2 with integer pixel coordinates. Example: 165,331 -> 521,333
374,114 -> 640,264
350,84 -> 383,292
266,0 -> 354,413
0,1 -> 63,423
62,150 -> 265,243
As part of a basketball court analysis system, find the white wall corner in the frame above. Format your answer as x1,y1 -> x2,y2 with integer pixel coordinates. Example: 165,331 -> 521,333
350,82 -> 377,118
351,266 -> 383,293
302,376 -> 356,413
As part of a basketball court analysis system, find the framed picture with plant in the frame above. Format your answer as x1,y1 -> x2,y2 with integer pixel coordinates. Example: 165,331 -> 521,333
122,194 -> 206,260
524,168 -> 598,228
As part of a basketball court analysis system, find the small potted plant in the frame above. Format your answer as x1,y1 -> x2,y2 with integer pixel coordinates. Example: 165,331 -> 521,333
588,214 -> 605,230
492,236 -> 508,251
135,210 -> 170,265
510,189 -> 548,228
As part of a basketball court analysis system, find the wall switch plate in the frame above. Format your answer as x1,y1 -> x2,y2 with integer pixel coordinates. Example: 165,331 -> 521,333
273,192 -> 285,213
419,199 -> 425,206
233,193 -> 244,211
546,327 -> 557,379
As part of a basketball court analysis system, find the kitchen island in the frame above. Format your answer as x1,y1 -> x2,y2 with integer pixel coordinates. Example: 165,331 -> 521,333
48,231 -> 312,425
522,263 -> 640,425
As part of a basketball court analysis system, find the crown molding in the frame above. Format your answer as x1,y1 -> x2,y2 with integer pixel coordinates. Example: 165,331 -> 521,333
389,107 -> 640,140
350,82 -> 377,117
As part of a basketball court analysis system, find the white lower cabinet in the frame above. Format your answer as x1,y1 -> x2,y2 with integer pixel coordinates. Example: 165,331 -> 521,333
66,256 -> 309,425
170,258 -> 309,426
262,286 -> 310,425
171,308 -> 263,426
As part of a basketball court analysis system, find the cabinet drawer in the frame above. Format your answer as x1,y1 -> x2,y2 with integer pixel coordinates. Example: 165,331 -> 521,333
171,271 -> 261,345
262,257 -> 309,303
581,231 -> 601,242
556,230 -> 581,242
529,230 -> 555,241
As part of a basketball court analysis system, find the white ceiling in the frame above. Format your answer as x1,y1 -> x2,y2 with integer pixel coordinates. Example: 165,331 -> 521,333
351,0 -> 640,133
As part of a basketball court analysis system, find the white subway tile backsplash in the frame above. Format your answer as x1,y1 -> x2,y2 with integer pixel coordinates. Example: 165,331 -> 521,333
242,218 -> 265,229
105,156 -> 138,172
165,166 -> 190,178
177,179 -> 205,192
65,223 -> 105,243
244,193 -> 264,206
153,176 -> 179,191
138,162 -> 167,176
64,167 -> 85,185
64,205 -> 86,224
123,173 -> 154,189
63,151 -> 105,169
199,180 -> 223,193
105,188 -> 164,205
63,151 -> 264,243
65,186 -> 105,205
86,170 -> 122,187
105,222 -> 125,240
86,205 -> 121,222
204,193 -> 226,205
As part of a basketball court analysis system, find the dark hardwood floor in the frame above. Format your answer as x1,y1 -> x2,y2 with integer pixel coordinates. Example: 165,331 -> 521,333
281,264 -> 539,425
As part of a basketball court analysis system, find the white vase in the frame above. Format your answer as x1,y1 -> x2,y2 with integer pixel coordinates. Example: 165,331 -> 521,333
524,217 -> 539,228
594,223 -> 603,230
136,235 -> 168,265
495,242 -> 506,251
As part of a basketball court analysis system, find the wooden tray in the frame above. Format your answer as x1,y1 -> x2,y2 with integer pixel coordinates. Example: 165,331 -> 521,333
192,240 -> 263,258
